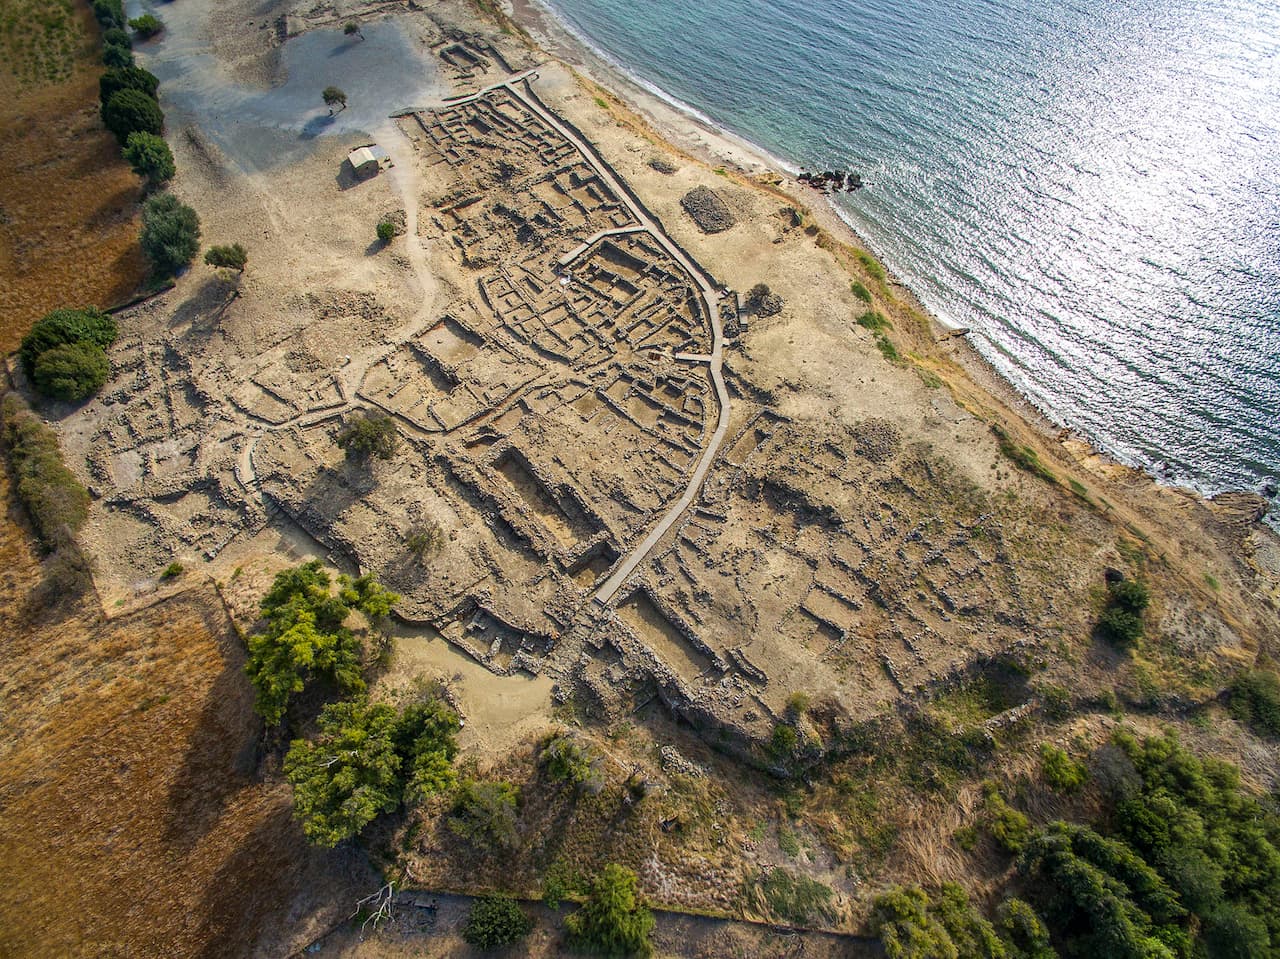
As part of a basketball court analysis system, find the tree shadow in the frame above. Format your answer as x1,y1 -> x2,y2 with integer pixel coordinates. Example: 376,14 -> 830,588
161,602 -> 262,856
300,113 -> 336,140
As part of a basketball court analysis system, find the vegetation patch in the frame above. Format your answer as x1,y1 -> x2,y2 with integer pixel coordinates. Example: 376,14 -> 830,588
1226,668 -> 1280,738
564,863 -> 654,956
0,392 -> 90,550
743,867 -> 836,926
0,0 -> 79,88
991,424 -> 1057,484
1096,577 -> 1150,649
462,895 -> 533,948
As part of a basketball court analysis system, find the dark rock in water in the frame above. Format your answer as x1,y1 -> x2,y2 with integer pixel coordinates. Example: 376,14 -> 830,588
798,168 -> 864,193
680,185 -> 735,233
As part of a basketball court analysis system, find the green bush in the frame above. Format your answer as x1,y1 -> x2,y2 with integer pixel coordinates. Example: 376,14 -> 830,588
462,895 -> 533,949
985,784 -> 1030,855
540,731 -> 604,794
99,65 -> 158,105
376,219 -> 396,243
140,192 -> 200,275
1040,744 -> 1088,794
128,13 -> 162,37
122,131 -> 174,186
1097,578 -> 1150,648
336,410 -> 399,462
872,883 -> 1007,959
448,779 -> 520,851
91,0 -> 124,28
745,867 -> 836,926
101,41 -> 134,68
204,243 -> 248,272
31,341 -> 110,402
101,88 -> 162,144
101,26 -> 130,49
19,307 -> 117,378
1226,669 -> 1280,738
565,864 -> 655,957
851,279 -> 873,303
0,393 -> 90,550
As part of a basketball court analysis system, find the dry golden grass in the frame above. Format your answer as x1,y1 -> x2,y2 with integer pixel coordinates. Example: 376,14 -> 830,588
0,6 -> 145,353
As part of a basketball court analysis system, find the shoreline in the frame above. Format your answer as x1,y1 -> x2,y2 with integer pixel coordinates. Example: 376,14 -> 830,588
502,0 -> 1276,521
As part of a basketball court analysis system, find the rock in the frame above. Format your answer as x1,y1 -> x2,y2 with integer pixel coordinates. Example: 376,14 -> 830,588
680,186 -> 735,234
649,156 -> 678,175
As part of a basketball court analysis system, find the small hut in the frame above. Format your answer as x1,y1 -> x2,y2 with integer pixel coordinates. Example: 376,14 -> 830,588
347,146 -> 380,179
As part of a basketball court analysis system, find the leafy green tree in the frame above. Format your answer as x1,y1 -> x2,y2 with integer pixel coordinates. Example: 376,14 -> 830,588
128,13 -> 162,37
101,88 -> 162,144
284,698 -> 403,846
1202,903 -> 1269,959
122,131 -> 175,185
395,697 -> 460,804
376,218 -> 395,243
336,411 -> 399,462
244,561 -> 394,724
996,899 -> 1056,959
985,784 -> 1031,855
99,65 -> 158,105
540,731 -> 604,794
204,243 -> 248,272
19,308 -> 117,378
322,85 -> 347,113
872,883 -> 1008,959
343,20 -> 363,40
1097,578 -> 1150,648
140,192 -> 200,275
462,895 -> 534,949
564,864 -> 655,957
102,26 -> 131,49
31,341 -> 111,402
448,779 -> 520,851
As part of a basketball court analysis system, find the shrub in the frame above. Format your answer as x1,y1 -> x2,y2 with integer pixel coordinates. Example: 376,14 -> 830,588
161,561 -> 183,579
462,895 -> 533,949
449,779 -> 520,851
985,784 -> 1030,854
565,864 -> 654,957
101,88 -> 162,144
204,243 -> 248,272
92,0 -> 124,28
122,131 -> 175,185
31,342 -> 110,402
1226,669 -> 1280,738
1040,744 -> 1088,794
376,219 -> 396,243
0,393 -> 90,550
128,13 -> 162,37
857,311 -> 891,332
343,20 -> 363,38
872,883 -> 1006,959
746,282 -> 784,316
102,27 -> 130,49
745,867 -> 836,925
140,192 -> 200,275
540,731 -> 604,794
851,279 -> 873,303
100,42 -> 134,69
99,65 -> 158,105
1097,577 -> 1150,648
336,410 -> 399,462
19,307 -> 117,378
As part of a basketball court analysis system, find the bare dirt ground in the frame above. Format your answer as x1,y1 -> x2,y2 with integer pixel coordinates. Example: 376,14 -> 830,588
3,0 -> 1279,954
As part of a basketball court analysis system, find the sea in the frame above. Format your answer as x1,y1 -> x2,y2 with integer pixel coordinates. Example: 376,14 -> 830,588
541,0 -> 1280,518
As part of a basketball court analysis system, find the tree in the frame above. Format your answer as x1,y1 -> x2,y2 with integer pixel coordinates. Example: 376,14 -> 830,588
284,698 -> 405,847
336,411 -> 399,462
92,0 -> 124,29
463,896 -> 534,949
564,864 -> 655,957
140,192 -> 200,275
19,308 -> 117,377
31,342 -> 111,402
376,219 -> 396,243
102,88 -> 162,144
871,884 -> 1007,959
99,65 -> 158,105
128,13 -> 162,38
343,20 -> 363,40
322,85 -> 347,114
102,27 -> 131,50
448,779 -> 520,850
204,243 -> 248,272
123,131 -> 175,185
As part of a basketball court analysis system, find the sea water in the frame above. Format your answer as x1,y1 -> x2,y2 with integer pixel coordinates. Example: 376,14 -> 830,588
545,0 -> 1280,514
